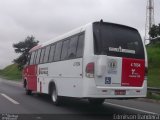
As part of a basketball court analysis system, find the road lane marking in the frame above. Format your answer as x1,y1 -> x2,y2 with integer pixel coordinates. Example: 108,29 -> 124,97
105,102 -> 158,115
1,93 -> 19,105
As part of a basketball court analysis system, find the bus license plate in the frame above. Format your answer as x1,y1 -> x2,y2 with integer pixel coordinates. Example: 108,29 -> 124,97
115,90 -> 126,95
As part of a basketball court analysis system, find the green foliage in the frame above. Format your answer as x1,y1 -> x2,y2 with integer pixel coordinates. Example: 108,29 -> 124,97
149,24 -> 160,43
0,64 -> 21,80
147,43 -> 160,87
147,43 -> 160,69
13,36 -> 39,70
147,68 -> 160,87
149,24 -> 160,38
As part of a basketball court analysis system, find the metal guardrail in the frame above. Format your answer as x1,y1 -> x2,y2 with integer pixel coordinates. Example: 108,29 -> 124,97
147,87 -> 160,94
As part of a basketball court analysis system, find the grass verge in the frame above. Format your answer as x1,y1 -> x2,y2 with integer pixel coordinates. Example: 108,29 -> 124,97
147,43 -> 160,87
147,92 -> 160,101
0,64 -> 21,81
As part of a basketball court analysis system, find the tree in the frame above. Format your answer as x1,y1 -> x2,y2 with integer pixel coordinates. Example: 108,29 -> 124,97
149,24 -> 160,43
13,36 -> 39,70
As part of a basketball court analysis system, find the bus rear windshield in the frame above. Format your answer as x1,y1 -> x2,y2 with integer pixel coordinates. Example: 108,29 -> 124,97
93,22 -> 145,59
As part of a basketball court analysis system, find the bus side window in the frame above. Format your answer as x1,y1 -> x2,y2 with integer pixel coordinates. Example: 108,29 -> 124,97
68,36 -> 78,59
61,39 -> 69,60
30,51 -> 36,65
54,41 -> 62,62
43,45 -> 51,63
35,49 -> 42,64
39,48 -> 46,64
76,33 -> 84,58
26,54 -> 31,66
48,44 -> 56,62
33,50 -> 38,64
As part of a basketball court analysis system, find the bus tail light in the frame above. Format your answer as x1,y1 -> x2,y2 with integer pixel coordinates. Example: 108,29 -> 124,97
86,62 -> 94,78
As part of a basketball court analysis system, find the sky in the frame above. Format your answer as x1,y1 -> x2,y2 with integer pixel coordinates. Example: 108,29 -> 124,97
0,0 -> 159,69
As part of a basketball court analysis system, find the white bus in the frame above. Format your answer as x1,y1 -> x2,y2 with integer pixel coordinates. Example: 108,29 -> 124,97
23,20 -> 148,105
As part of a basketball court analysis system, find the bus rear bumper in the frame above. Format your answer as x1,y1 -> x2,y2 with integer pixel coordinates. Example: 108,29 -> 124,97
83,80 -> 147,99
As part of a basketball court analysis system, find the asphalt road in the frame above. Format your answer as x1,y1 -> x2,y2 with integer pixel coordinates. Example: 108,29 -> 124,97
0,78 -> 160,120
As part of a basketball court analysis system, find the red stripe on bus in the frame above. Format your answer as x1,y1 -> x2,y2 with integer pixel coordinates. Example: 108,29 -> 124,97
121,58 -> 145,87
24,65 -> 37,91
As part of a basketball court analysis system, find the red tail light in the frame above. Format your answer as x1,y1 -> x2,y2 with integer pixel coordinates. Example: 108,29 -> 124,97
86,62 -> 94,78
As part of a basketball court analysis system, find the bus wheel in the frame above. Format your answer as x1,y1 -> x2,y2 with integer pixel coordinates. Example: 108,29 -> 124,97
25,81 -> 32,95
88,98 -> 105,105
26,89 -> 32,95
51,84 -> 61,106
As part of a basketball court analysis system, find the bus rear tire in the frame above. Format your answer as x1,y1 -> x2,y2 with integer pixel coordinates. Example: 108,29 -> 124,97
50,84 -> 61,106
26,89 -> 32,95
24,81 -> 32,95
88,98 -> 105,105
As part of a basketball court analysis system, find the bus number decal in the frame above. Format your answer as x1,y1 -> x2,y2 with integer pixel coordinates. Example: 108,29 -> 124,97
73,62 -> 80,67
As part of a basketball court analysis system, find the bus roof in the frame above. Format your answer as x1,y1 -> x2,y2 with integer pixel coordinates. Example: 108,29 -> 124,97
29,22 -> 91,52
29,21 -> 138,52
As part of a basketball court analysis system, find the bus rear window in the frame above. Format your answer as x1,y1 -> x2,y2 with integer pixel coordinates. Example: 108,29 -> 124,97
93,22 -> 145,59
